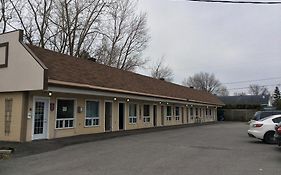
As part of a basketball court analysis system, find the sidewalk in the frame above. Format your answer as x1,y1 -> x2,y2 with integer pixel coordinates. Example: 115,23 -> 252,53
0,122 -> 218,159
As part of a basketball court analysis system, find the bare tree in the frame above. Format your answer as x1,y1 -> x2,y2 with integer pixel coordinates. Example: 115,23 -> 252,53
94,0 -> 150,71
150,57 -> 173,82
0,0 -> 14,33
10,0 -> 106,55
216,86 -> 229,96
8,0 -> 149,71
248,84 -> 269,95
182,72 -> 228,95
49,0 -> 106,57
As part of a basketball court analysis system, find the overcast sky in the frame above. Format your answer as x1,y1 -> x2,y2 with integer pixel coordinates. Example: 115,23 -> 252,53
137,0 -> 281,95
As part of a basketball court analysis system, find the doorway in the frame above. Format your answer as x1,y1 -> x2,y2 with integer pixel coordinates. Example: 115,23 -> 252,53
32,98 -> 49,140
182,107 -> 184,124
105,102 -> 112,131
161,106 -> 164,126
119,103 -> 125,130
153,105 -> 157,126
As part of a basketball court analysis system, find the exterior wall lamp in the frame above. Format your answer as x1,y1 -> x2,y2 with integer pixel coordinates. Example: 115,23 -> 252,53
48,91 -> 52,96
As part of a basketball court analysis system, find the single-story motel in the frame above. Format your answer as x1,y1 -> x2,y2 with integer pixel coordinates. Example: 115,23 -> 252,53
0,30 -> 224,142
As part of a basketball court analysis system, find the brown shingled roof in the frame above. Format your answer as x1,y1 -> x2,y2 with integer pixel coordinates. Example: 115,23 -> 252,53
27,44 -> 224,106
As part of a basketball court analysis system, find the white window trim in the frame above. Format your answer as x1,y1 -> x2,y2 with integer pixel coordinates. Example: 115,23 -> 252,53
143,104 -> 151,123
85,99 -> 100,127
55,98 -> 77,129
175,106 -> 180,120
129,103 -> 137,124
166,106 -> 172,121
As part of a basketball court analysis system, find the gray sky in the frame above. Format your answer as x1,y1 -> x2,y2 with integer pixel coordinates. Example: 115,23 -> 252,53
137,0 -> 281,94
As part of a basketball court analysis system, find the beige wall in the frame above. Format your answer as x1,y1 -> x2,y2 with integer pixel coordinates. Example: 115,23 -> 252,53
0,92 -> 26,142
0,31 -> 45,92
14,91 -> 218,142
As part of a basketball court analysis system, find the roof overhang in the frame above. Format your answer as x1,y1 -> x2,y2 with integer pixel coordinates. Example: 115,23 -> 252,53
48,79 -> 223,107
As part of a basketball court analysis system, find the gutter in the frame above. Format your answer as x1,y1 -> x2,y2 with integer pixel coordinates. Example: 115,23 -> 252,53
48,79 -> 223,106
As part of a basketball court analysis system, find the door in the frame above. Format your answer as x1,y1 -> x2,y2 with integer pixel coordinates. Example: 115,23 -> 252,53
105,102 -> 112,131
186,108 -> 189,123
153,105 -> 157,126
33,98 -> 49,140
161,106 -> 164,126
182,107 -> 184,124
119,103 -> 125,130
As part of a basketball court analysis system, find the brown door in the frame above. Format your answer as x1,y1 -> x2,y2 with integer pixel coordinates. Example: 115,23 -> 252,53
119,103 -> 125,130
161,106 -> 164,126
105,102 -> 112,131
153,105 -> 157,126
182,107 -> 184,124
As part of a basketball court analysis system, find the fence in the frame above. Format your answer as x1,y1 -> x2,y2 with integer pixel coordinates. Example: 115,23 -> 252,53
222,109 -> 257,122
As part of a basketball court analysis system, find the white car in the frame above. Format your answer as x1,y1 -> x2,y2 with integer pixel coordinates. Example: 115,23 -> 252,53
248,114 -> 281,144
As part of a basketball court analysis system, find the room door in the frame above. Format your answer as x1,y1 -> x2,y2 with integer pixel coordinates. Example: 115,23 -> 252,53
105,102 -> 112,131
153,105 -> 157,126
33,98 -> 49,140
119,103 -> 125,130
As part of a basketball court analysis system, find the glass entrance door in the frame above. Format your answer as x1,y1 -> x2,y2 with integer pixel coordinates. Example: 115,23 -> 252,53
33,98 -> 49,140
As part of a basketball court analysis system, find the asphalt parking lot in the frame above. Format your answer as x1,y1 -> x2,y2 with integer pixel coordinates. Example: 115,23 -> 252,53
0,122 -> 280,175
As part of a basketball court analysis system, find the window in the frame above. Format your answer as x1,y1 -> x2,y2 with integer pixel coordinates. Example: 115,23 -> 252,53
129,104 -> 137,124
206,108 -> 208,116
209,109 -> 212,116
85,101 -> 99,127
190,107 -> 194,116
166,106 -> 172,121
272,117 -> 281,124
56,99 -> 75,129
143,105 -> 150,123
195,108 -> 198,116
175,107 -> 180,121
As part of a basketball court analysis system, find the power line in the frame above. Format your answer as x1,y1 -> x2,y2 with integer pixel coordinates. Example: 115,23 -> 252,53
187,0 -> 281,4
222,76 -> 281,85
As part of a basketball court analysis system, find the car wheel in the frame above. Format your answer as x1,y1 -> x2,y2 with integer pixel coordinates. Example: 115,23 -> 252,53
263,131 -> 276,144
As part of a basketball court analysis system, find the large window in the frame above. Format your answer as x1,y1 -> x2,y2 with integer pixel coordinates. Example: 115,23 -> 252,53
175,107 -> 180,121
56,99 -> 75,129
129,104 -> 137,124
195,108 -> 198,116
190,107 -> 194,116
166,106 -> 172,121
143,105 -> 150,123
85,101 -> 99,127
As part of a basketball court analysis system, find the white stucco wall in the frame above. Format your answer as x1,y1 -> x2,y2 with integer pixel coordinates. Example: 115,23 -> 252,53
0,31 -> 45,92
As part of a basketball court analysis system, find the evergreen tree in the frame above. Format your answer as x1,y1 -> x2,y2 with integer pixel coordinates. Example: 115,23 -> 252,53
273,86 -> 281,108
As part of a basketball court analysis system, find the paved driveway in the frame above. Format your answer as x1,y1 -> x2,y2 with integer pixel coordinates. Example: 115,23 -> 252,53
0,122 -> 280,175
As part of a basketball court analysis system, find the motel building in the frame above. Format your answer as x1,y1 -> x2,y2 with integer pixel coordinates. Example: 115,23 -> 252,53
0,30 -> 224,142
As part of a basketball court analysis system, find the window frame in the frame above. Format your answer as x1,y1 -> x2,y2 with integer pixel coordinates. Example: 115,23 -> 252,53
129,103 -> 138,124
166,106 -> 172,121
143,104 -> 151,123
175,106 -> 180,121
55,98 -> 76,129
85,100 -> 100,127
190,107 -> 194,116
